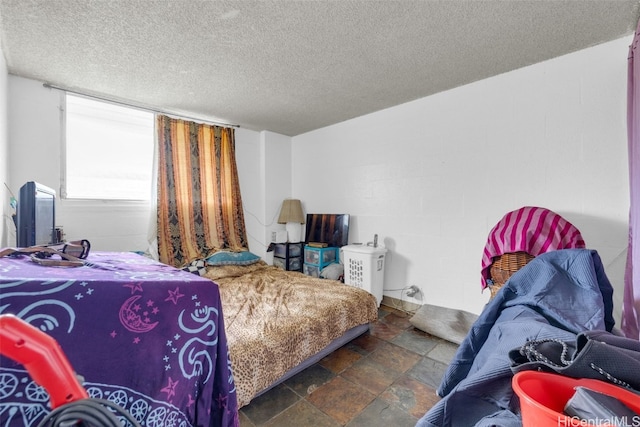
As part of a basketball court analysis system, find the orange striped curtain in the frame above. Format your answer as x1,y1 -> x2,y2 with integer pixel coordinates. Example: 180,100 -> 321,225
156,115 -> 248,267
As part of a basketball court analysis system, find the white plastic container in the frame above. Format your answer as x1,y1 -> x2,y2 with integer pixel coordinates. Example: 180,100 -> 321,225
341,244 -> 387,307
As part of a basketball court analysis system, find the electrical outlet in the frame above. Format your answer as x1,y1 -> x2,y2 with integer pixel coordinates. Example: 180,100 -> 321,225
406,285 -> 420,297
271,231 -> 277,241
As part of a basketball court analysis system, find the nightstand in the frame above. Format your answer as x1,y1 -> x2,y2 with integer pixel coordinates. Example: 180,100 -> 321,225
303,245 -> 339,277
273,242 -> 303,272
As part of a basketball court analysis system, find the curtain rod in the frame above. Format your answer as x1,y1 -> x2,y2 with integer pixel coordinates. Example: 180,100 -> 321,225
42,83 -> 240,129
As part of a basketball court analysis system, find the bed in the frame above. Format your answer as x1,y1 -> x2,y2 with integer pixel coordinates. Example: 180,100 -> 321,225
202,259 -> 379,408
0,251 -> 238,427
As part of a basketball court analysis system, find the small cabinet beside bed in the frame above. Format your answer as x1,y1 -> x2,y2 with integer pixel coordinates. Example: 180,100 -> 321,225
272,242 -> 303,272
303,245 -> 339,277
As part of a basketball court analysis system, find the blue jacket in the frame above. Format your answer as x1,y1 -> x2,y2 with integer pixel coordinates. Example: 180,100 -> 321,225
416,249 -> 615,427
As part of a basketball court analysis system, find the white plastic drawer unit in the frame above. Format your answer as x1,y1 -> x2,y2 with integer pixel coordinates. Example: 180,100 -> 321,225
274,243 -> 302,258
303,263 -> 321,278
304,246 -> 338,266
273,256 -> 301,271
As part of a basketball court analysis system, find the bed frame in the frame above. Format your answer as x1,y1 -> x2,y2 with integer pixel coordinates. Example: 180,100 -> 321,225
252,323 -> 370,399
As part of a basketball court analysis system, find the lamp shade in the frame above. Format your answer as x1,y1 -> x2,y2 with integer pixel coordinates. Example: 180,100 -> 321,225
277,199 -> 305,224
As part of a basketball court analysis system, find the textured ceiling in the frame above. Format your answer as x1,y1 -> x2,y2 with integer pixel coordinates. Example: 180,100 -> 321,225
1,0 -> 639,136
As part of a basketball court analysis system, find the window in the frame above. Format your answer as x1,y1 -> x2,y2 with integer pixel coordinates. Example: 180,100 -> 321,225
63,94 -> 155,200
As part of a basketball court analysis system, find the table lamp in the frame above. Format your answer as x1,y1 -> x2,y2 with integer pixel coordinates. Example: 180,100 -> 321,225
277,199 -> 305,243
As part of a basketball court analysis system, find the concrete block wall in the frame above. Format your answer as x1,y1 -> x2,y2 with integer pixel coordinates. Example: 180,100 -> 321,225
292,36 -> 631,316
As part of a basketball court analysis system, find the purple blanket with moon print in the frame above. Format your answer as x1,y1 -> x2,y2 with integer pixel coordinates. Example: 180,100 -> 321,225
0,251 -> 238,427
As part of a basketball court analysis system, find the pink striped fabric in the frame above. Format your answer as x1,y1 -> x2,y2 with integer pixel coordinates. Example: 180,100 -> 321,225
480,206 -> 586,290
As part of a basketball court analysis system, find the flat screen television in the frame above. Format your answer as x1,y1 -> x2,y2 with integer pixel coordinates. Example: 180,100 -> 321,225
305,214 -> 350,247
17,181 -> 57,247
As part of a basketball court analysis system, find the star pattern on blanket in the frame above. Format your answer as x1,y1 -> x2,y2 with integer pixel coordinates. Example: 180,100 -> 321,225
161,377 -> 179,401
165,287 -> 185,304
124,282 -> 143,294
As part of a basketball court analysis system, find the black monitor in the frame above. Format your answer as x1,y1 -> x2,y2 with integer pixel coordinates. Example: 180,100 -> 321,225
304,214 -> 350,247
17,181 -> 57,247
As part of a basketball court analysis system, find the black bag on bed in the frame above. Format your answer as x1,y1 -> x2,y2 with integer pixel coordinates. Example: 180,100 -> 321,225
509,330 -> 640,392
0,239 -> 90,267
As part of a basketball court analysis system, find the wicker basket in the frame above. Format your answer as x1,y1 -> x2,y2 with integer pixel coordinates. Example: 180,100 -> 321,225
488,252 -> 535,298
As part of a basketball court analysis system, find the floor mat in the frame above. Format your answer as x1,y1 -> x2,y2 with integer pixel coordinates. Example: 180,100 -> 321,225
410,304 -> 478,345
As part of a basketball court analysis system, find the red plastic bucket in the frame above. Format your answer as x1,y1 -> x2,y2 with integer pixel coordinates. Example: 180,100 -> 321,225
512,371 -> 640,426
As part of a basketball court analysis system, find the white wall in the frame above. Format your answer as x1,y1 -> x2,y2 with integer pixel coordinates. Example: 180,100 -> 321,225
7,78 -> 151,251
0,42 -> 8,247
235,128 -> 263,253
6,77 -> 287,256
235,129 -> 294,260
7,36 -> 632,322
292,36 -> 632,318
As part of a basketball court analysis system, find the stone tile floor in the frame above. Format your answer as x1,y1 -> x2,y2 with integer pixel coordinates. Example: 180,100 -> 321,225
238,304 -> 460,426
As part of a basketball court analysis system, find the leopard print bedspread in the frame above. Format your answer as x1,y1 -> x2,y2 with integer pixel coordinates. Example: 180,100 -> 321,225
205,262 -> 378,408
